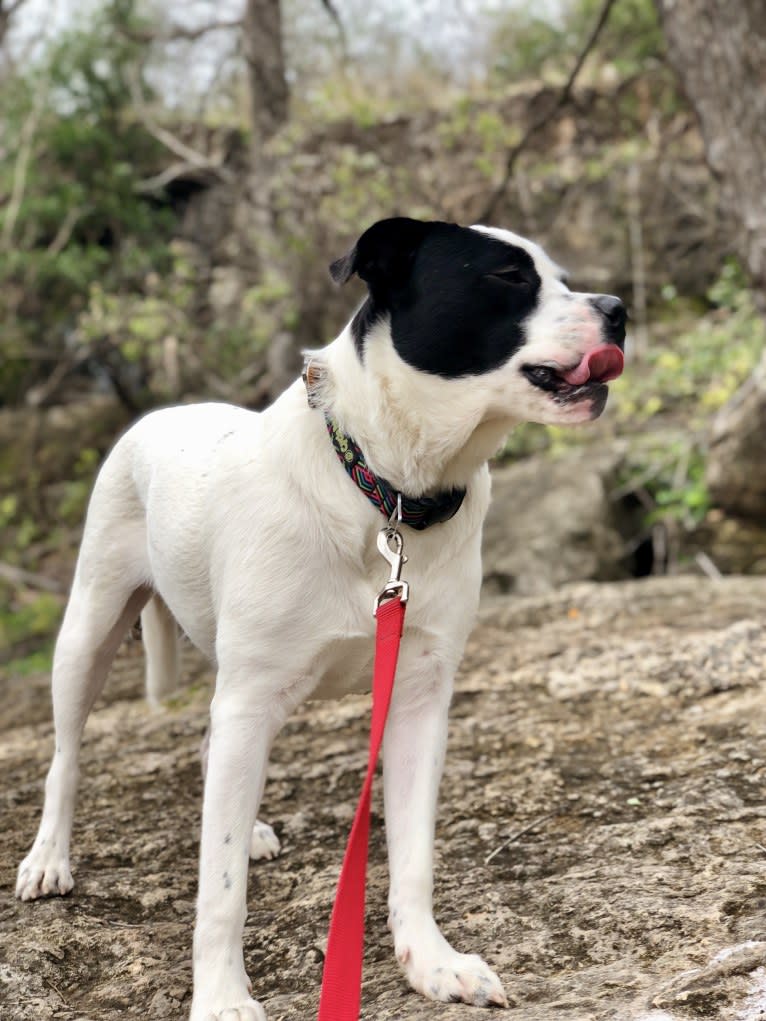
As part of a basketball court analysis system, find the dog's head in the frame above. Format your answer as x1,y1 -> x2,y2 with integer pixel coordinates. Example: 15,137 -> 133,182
330,217 -> 625,425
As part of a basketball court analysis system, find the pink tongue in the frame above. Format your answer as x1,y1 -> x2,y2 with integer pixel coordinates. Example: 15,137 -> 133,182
561,345 -> 624,385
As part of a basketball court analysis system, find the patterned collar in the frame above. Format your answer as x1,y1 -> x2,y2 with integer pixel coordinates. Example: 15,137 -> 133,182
324,415 -> 466,531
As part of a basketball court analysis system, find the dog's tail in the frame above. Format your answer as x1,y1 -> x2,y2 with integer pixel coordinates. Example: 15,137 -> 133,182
141,594 -> 180,707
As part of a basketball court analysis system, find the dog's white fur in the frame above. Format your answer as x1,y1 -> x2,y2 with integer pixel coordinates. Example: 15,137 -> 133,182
17,226 -> 618,1020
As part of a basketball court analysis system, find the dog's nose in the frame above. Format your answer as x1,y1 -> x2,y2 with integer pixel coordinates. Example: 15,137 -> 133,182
590,295 -> 627,346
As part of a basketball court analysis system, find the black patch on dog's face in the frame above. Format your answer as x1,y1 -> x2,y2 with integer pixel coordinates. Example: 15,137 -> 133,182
331,219 -> 541,378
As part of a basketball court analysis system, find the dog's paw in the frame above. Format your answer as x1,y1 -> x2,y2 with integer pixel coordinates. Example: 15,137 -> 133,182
405,951 -> 507,1007
394,921 -> 507,1008
16,844 -> 74,901
249,820 -> 280,861
191,997 -> 267,1021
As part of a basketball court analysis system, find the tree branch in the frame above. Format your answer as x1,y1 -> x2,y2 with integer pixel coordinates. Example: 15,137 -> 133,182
0,561 -> 65,594
318,0 -> 348,58
478,0 -> 619,222
134,161 -> 226,194
120,17 -> 243,45
126,65 -> 233,185
165,17 -> 243,41
0,0 -> 32,48
2,0 -> 31,16
0,72 -> 48,252
46,204 -> 85,257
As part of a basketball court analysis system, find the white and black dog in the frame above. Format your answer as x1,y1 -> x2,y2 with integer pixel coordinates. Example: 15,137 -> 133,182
16,218 -> 625,1020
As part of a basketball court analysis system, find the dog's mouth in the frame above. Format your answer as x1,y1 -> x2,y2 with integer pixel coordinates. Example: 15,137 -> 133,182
522,344 -> 624,402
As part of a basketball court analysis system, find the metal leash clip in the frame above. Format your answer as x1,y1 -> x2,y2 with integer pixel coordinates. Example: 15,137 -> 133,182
374,494 -> 409,616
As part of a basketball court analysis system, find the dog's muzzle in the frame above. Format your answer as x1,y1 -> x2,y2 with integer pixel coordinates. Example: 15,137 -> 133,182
522,342 -> 624,397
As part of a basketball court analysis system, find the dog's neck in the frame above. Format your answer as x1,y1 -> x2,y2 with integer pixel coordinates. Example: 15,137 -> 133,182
307,321 -> 519,497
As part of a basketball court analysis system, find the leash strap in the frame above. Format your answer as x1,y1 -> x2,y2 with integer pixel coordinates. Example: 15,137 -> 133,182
316,595 -> 406,1021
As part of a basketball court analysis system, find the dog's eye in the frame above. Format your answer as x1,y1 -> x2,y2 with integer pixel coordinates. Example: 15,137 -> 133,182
488,267 -> 529,287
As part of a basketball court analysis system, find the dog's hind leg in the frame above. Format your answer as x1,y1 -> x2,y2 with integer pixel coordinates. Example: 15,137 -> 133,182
16,577 -> 151,901
142,593 -> 180,707
248,818 -> 280,861
17,449 -> 152,901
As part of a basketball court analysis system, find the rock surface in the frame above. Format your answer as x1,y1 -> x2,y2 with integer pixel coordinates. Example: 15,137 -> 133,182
707,350 -> 766,522
2,576 -> 766,1021
482,447 -> 628,595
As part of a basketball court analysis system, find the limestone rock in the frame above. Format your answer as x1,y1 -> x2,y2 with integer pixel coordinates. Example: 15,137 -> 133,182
483,446 -> 628,596
707,350 -> 766,521
3,577 -> 766,1020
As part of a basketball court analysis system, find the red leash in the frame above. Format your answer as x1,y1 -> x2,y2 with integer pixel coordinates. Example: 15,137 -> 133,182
317,527 -> 408,1021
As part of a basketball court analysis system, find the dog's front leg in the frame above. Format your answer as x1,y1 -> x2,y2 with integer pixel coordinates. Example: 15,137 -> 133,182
383,653 -> 508,1008
190,682 -> 282,1021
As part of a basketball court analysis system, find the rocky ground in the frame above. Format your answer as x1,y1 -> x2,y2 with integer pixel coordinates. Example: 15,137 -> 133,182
2,575 -> 766,1021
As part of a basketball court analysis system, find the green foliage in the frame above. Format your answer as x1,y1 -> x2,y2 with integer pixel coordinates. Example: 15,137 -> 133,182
4,648 -> 56,678
568,0 -> 664,72
0,0 -> 172,405
497,423 -> 552,462
616,435 -> 711,546
0,590 -> 62,674
488,0 -> 664,85
437,102 -> 521,178
316,147 -> 411,234
611,261 -> 764,426
58,479 -> 92,525
0,592 -> 61,647
610,262 -> 763,540
75,240 -> 198,401
489,11 -> 568,83
0,496 -> 18,530
646,445 -> 710,528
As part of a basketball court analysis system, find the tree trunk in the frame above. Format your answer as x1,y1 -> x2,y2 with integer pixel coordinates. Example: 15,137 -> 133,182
243,0 -> 289,165
0,0 -> 32,56
655,0 -> 766,307
656,0 -> 766,525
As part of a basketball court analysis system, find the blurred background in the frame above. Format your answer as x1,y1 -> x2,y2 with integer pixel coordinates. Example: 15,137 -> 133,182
0,0 -> 764,678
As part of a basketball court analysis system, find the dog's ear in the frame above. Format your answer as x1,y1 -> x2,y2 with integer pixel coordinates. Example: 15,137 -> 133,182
329,247 -> 358,286
329,217 -> 431,288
